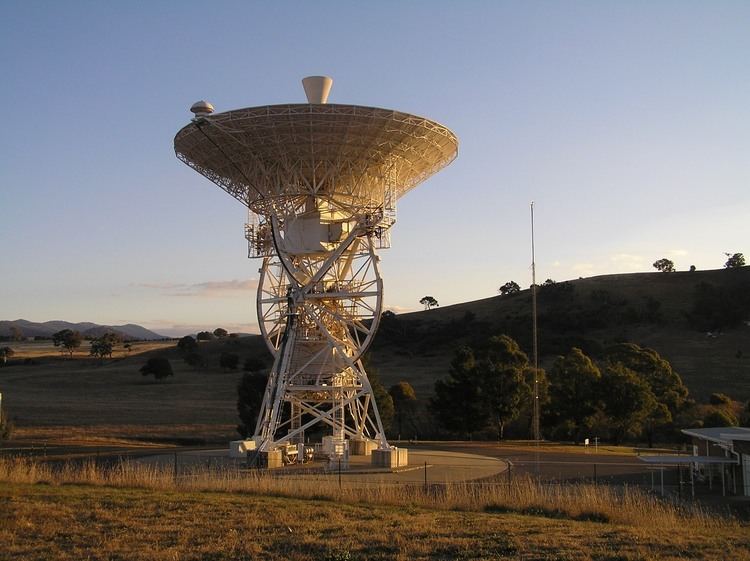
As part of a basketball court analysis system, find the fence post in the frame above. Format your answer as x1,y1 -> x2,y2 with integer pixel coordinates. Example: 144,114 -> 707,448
660,467 -> 664,497
690,463 -> 695,500
174,452 -> 178,482
593,463 -> 597,485
423,461 -> 428,494
338,457 -> 342,490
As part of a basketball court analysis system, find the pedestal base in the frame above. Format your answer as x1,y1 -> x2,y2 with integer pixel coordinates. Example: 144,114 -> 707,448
229,439 -> 257,458
249,449 -> 283,469
350,438 -> 378,456
371,447 -> 408,468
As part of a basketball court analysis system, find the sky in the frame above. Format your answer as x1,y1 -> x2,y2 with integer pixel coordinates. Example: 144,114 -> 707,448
1,1 -> 748,337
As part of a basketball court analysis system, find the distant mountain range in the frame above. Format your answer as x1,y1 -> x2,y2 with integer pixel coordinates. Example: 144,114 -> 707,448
0,319 -> 167,341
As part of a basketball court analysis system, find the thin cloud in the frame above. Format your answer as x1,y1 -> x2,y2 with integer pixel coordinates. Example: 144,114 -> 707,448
137,282 -> 184,290
609,253 -> 647,271
138,279 -> 259,298
172,279 -> 260,297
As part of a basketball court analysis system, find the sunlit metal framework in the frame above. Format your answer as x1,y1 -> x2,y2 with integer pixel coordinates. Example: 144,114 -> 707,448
175,103 -> 457,453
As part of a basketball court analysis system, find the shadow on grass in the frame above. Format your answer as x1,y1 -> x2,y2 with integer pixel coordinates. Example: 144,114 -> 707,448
484,503 -> 610,523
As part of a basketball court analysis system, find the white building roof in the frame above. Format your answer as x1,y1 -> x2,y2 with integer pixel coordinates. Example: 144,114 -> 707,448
681,426 -> 750,445
638,455 -> 737,465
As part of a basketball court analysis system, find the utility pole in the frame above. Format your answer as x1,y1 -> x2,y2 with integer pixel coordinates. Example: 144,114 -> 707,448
531,202 -> 540,442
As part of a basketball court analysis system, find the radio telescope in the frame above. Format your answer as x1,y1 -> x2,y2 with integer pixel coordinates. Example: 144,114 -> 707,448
174,77 -> 457,466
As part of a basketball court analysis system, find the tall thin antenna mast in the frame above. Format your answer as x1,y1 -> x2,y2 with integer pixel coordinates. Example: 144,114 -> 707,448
531,201 -> 540,441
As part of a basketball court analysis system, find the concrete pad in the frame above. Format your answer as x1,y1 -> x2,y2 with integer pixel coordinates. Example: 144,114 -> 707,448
346,449 -> 506,483
139,447 -> 507,484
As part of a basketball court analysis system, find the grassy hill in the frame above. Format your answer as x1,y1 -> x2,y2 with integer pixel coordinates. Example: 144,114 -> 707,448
370,267 -> 750,402
1,267 -> 747,439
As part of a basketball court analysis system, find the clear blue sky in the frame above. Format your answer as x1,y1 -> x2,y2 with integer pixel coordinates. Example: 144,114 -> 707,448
1,1 -> 748,336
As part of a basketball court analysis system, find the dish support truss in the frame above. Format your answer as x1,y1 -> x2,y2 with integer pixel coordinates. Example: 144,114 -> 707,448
173,103 -> 457,455
250,205 -> 392,453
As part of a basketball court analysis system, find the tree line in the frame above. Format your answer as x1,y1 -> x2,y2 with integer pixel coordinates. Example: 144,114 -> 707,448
429,335 -> 747,445
653,252 -> 745,273
233,332 -> 750,446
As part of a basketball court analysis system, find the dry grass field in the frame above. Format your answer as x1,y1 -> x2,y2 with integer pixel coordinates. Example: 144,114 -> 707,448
6,340 -> 176,360
1,268 -> 748,446
1,457 -> 748,560
1,269 -> 748,560
0,339 -> 266,442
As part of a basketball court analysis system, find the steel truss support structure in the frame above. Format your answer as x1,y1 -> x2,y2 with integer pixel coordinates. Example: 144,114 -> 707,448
253,215 -> 388,452
174,93 -> 459,457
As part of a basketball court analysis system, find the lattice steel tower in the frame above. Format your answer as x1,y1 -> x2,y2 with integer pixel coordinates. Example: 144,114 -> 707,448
174,77 -> 457,459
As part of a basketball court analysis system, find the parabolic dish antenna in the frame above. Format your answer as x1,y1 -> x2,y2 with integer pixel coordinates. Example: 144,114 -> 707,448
174,76 -> 458,466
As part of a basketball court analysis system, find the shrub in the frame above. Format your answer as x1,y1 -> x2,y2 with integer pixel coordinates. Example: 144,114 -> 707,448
177,335 -> 198,353
0,346 -> 15,365
703,408 -> 738,427
0,410 -> 13,441
243,356 -> 267,373
237,371 -> 268,437
653,258 -> 675,273
498,281 -> 521,296
687,282 -> 750,331
220,352 -> 240,370
709,393 -> 732,406
184,352 -> 205,369
724,252 -> 745,269
140,357 -> 174,380
742,401 -> 750,427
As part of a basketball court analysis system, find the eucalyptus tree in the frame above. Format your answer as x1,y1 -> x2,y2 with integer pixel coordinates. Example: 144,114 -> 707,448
478,335 -> 532,440
419,296 -> 439,310
547,347 -> 602,442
